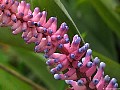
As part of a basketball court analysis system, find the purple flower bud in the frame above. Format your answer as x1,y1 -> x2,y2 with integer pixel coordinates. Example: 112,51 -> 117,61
44,49 -> 49,53
84,43 -> 89,50
19,12 -> 24,17
46,60 -> 51,65
114,83 -> 118,88
111,78 -> 117,85
43,28 -> 47,33
49,29 -> 53,34
86,49 -> 92,56
57,35 -> 62,40
77,80 -> 84,86
77,62 -> 82,68
78,47 -> 84,53
70,54 -> 75,59
61,22 -> 67,29
100,62 -> 106,69
56,64 -> 63,71
35,42 -> 39,46
58,44 -> 63,48
93,79 -> 99,85
65,80 -> 73,85
54,59 -> 59,63
37,22 -> 41,27
86,61 -> 92,68
65,38 -> 69,43
104,75 -> 110,82
93,57 -> 100,65
54,74 -> 61,80
65,25 -> 69,30
44,54 -> 49,58
13,19 -> 17,23
50,69 -> 56,74
51,17 -> 56,22
74,37 -> 81,44
47,42 -> 51,46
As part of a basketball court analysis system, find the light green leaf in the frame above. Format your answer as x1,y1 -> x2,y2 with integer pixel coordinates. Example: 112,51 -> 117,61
0,69 -> 33,90
12,47 -> 66,90
0,50 -> 33,90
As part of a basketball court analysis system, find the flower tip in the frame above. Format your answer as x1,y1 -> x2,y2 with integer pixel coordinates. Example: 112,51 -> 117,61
54,59 -> 59,63
77,80 -> 84,86
70,54 -> 75,59
100,62 -> 106,69
58,44 -> 63,48
65,25 -> 69,30
104,75 -> 110,82
86,61 -> 92,68
48,29 -> 53,34
50,17 -> 56,22
37,22 -> 41,27
42,11 -> 47,15
78,47 -> 84,53
54,74 -> 61,80
93,79 -> 99,85
93,57 -> 100,65
111,78 -> 117,85
35,42 -> 39,46
46,60 -> 51,65
26,3 -> 30,7
65,38 -> 69,43
77,62 -> 82,68
84,43 -> 89,49
19,12 -> 24,17
47,42 -> 51,46
114,83 -> 118,88
86,49 -> 92,56
74,37 -> 81,44
56,64 -> 63,71
61,22 -> 67,30
65,80 -> 73,84
44,54 -> 49,58
50,69 -> 56,74
57,64 -> 63,68
57,35 -> 62,40
62,22 -> 67,26
44,49 -> 49,53
34,7 -> 40,11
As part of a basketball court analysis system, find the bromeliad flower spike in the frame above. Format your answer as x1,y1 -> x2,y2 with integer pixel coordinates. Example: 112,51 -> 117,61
0,0 -> 118,90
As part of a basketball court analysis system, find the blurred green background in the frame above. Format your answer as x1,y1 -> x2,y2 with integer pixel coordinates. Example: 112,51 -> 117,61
0,0 -> 120,90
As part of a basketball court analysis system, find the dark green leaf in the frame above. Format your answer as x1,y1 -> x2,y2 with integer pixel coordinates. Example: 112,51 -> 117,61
89,0 -> 120,38
12,47 -> 65,90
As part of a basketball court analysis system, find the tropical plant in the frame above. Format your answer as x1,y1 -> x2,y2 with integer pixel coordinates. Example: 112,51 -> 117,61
0,0 -> 119,90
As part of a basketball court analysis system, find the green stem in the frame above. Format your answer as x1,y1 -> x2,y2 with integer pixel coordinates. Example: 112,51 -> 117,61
0,63 -> 46,90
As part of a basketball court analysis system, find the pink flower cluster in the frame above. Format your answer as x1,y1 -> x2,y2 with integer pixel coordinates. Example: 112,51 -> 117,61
0,0 -> 118,90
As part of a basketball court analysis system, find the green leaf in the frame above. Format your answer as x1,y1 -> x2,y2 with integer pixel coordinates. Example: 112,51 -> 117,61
60,0 -> 118,61
0,27 -> 34,51
12,47 -> 66,90
0,50 -> 33,90
93,51 -> 120,84
0,69 -> 33,90
89,0 -> 120,38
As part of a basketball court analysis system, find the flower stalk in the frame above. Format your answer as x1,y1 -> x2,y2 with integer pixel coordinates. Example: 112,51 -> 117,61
0,0 -> 118,90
